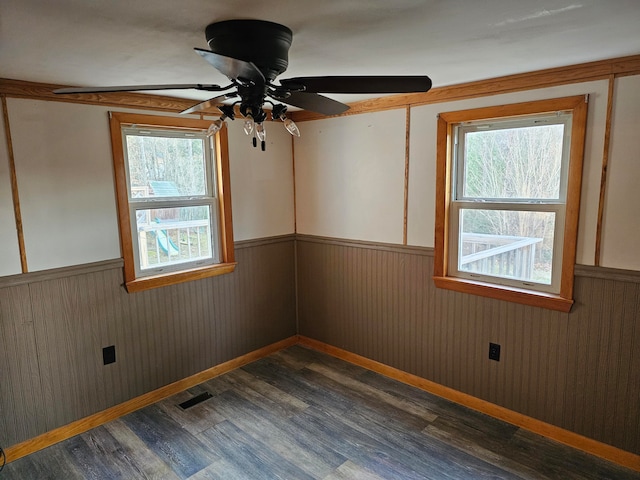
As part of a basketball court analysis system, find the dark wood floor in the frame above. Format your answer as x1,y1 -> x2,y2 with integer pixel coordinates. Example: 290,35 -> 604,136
3,346 -> 638,479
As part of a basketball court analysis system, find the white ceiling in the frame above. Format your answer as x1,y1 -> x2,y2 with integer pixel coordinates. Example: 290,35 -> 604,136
2,0 -> 640,105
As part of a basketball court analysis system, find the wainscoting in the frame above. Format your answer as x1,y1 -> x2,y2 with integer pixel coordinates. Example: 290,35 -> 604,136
0,236 -> 297,448
296,235 -> 640,457
2,233 -> 639,469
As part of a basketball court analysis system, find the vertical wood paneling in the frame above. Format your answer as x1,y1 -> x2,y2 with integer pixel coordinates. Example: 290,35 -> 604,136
0,285 -> 44,442
0,238 -> 296,448
296,237 -> 640,455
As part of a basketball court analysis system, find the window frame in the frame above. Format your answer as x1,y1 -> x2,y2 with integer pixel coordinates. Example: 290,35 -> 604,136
433,96 -> 588,312
109,112 -> 235,292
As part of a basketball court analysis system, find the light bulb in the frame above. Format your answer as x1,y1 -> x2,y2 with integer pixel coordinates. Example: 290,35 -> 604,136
256,123 -> 266,142
207,119 -> 224,136
283,118 -> 301,137
243,115 -> 255,136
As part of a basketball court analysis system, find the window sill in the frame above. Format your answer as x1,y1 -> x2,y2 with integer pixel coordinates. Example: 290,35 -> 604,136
432,276 -> 574,313
125,262 -> 237,293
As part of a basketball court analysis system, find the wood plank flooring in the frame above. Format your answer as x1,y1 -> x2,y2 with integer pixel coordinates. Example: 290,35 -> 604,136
3,346 -> 638,479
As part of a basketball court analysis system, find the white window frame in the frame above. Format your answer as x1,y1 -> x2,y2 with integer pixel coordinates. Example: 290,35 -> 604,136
433,96 -> 588,312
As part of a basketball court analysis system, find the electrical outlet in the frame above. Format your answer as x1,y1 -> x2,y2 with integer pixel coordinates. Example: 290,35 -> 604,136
103,345 -> 116,365
489,342 -> 501,361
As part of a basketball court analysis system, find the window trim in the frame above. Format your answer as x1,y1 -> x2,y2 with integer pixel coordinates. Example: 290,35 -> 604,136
109,112 -> 235,292
433,96 -> 588,312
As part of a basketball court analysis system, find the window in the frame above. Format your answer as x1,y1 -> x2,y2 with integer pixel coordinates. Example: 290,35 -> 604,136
434,96 -> 588,312
109,112 -> 235,292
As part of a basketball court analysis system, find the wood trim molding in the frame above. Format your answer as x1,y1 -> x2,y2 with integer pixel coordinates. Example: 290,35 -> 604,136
432,275 -> 574,312
0,259 -> 123,289
433,114 -> 450,278
1,55 -> 639,123
0,78 -> 197,113
575,264 -> 640,283
4,336 -> 299,464
0,236 -> 294,289
292,134 -> 298,234
1,95 -> 28,272
5,333 -> 639,471
403,106 -> 410,245
295,234 -> 435,257
594,74 -> 616,266
123,262 -> 237,293
297,336 -> 640,472
215,124 -> 235,264
560,96 -> 588,301
234,234 -> 296,250
290,54 -> 640,122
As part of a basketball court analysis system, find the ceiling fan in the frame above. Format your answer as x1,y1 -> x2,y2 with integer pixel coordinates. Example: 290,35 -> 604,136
54,19 -> 432,150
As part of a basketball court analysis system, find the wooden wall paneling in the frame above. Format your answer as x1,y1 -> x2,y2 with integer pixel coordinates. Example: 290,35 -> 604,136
621,281 -> 640,451
1,237 -> 297,448
237,240 -> 297,348
102,268 -> 129,405
575,276 -> 601,436
0,285 -> 44,445
593,278 -> 617,442
296,237 -> 640,456
604,279 -> 629,449
28,271 -> 115,430
575,276 -> 606,441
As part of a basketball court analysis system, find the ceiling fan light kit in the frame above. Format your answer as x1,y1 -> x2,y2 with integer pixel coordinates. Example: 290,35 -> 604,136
53,19 -> 432,150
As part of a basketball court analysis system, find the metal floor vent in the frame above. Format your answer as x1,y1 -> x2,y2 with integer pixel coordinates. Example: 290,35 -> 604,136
178,392 -> 213,410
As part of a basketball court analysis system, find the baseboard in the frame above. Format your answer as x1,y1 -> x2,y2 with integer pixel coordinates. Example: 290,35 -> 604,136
297,336 -> 640,472
7,334 -> 638,472
4,335 -> 298,463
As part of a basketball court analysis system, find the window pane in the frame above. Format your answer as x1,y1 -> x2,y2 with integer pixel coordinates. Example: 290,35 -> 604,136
135,206 -> 213,270
459,209 -> 555,285
126,134 -> 207,198
463,124 -> 564,200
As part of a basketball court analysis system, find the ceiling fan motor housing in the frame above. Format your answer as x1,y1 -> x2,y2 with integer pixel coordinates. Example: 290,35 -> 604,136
206,20 -> 293,81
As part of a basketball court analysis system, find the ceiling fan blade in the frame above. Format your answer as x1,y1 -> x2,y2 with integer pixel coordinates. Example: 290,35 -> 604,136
273,91 -> 349,116
280,76 -> 432,94
53,83 -> 229,94
180,93 -> 239,115
194,48 -> 265,85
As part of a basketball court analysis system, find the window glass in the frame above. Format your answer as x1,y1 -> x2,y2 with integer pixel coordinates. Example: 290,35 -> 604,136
458,209 -> 556,285
125,132 -> 208,198
135,205 -> 214,271
460,122 -> 565,200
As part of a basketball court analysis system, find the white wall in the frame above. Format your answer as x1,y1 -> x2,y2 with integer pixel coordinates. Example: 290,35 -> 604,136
295,109 -> 407,244
227,121 -> 295,241
2,74 -> 637,274
0,98 -> 296,273
0,106 -> 23,276
293,80 -> 628,269
7,99 -> 120,271
600,75 -> 640,270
